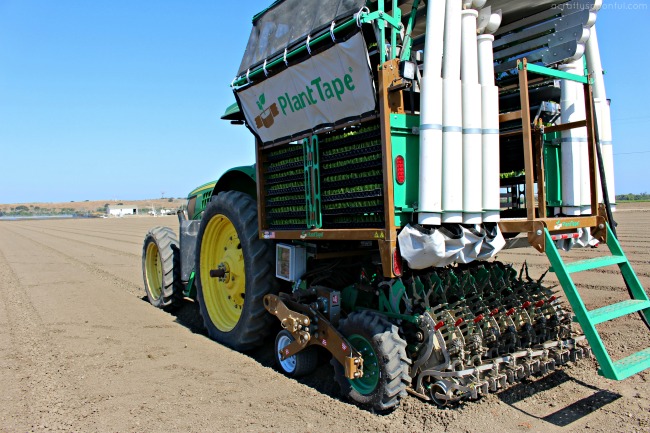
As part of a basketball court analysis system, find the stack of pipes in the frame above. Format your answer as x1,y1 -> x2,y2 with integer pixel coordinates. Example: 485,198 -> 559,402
585,25 -> 616,211
419,0 -> 502,225
559,1 -> 618,216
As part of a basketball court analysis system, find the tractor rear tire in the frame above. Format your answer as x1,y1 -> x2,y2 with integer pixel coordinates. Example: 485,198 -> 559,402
331,311 -> 411,412
142,226 -> 182,309
195,191 -> 277,351
274,330 -> 319,377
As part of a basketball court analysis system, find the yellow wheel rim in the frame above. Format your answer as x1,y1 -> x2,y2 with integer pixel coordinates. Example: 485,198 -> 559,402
145,242 -> 163,300
200,214 -> 245,332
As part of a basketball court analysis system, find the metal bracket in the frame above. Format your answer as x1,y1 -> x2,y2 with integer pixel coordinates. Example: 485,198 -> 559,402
263,294 -> 363,380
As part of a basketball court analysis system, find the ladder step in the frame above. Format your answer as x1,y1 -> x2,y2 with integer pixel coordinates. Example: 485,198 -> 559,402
561,255 -> 627,274
607,347 -> 650,380
588,300 -> 650,325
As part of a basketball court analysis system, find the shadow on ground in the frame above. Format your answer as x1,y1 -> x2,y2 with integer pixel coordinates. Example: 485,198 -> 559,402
498,370 -> 621,427
140,296 -> 622,422
140,296 -> 344,403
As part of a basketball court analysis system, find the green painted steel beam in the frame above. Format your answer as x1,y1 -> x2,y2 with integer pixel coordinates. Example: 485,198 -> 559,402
605,224 -> 650,309
521,62 -> 590,84
377,1 -> 386,64
358,10 -> 403,31
391,0 -> 401,61
588,300 -> 650,326
544,228 -> 618,379
400,0 -> 420,62
558,255 -> 627,274
611,347 -> 650,380
545,224 -> 650,380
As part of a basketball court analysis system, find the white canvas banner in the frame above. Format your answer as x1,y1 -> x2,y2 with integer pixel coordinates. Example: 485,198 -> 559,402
237,32 -> 376,143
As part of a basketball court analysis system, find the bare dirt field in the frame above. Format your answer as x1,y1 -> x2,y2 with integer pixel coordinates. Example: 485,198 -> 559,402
0,206 -> 648,432
0,198 -> 185,216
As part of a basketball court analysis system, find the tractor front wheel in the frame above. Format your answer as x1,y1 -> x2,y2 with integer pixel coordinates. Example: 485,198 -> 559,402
142,226 -> 181,309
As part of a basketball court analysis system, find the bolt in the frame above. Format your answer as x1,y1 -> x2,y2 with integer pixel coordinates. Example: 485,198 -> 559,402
599,224 -> 604,229
536,230 -> 543,236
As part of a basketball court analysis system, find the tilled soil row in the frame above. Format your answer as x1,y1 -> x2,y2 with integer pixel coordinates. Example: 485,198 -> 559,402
0,210 -> 648,432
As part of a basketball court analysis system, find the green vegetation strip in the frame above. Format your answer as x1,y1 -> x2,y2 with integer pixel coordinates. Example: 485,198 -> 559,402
323,170 -> 382,184
323,140 -> 380,155
323,154 -> 382,171
322,125 -> 380,144
268,181 -> 305,192
267,169 -> 303,181
322,184 -> 382,197
323,199 -> 383,210
269,218 -> 305,226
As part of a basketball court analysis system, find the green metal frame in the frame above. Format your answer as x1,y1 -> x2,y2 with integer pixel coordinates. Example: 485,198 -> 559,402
390,113 -> 420,226
519,61 -> 590,84
400,0 -> 421,62
545,224 -> 650,380
358,0 -> 403,64
303,135 -> 322,229
543,131 -> 563,209
184,271 -> 197,298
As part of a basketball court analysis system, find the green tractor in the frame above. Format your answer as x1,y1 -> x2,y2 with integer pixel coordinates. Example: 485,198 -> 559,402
142,0 -> 650,411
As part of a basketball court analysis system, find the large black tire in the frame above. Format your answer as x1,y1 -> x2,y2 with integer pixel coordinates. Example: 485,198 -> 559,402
274,330 -> 319,377
195,191 -> 277,351
332,311 -> 411,412
142,226 -> 181,309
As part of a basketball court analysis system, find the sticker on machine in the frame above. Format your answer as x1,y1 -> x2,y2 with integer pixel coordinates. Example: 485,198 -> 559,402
236,32 -> 376,144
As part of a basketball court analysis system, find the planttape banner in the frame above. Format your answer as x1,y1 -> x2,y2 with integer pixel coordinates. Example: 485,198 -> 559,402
236,33 -> 376,144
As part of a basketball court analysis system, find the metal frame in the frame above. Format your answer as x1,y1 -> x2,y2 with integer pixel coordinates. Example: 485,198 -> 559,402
252,2 -> 410,278
497,59 -> 606,252
545,224 -> 650,380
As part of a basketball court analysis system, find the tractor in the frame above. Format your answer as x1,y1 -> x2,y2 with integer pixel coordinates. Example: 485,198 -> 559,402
142,0 -> 650,411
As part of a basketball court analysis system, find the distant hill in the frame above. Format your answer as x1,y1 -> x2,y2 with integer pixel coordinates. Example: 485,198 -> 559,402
0,198 -> 186,217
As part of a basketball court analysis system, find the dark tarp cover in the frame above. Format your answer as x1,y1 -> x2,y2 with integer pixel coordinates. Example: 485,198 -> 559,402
237,0 -> 366,77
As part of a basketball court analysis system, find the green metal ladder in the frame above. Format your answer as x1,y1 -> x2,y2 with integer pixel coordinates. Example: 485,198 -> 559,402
545,223 -> 650,380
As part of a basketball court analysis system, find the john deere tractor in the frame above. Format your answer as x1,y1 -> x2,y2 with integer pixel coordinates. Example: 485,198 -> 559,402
142,0 -> 650,411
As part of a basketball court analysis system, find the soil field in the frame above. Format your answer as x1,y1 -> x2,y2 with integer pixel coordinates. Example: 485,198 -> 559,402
0,206 -> 648,432
0,198 -> 185,217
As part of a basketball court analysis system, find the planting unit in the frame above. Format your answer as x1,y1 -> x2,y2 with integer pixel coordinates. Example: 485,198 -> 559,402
142,0 -> 650,410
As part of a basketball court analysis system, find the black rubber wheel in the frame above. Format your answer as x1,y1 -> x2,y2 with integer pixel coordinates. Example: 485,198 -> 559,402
331,311 -> 411,412
142,226 -> 181,309
195,191 -> 277,351
274,330 -> 318,377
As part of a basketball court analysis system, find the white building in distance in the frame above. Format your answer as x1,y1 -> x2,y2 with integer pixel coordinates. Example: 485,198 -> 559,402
107,205 -> 138,217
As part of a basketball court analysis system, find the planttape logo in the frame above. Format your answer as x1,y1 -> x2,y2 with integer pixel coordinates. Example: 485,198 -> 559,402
554,220 -> 580,230
254,94 -> 279,129
253,68 -> 357,130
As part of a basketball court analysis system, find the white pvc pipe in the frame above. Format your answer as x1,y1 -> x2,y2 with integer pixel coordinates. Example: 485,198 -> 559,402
441,0 -> 463,223
442,0 -> 461,81
418,0 -> 447,225
585,25 -> 616,210
560,59 -> 588,216
477,32 -> 500,222
461,9 -> 482,224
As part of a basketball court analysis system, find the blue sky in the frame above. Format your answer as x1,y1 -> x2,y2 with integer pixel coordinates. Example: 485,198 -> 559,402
0,1 -> 648,204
